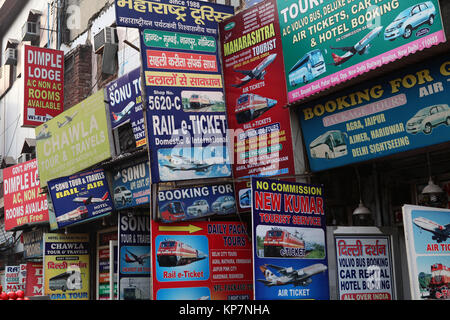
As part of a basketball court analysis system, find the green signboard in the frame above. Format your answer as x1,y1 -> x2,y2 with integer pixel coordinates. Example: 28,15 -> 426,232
277,0 -> 445,103
35,89 -> 113,187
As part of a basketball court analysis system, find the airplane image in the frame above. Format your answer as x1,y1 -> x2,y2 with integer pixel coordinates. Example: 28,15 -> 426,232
56,206 -> 88,223
163,155 -> 213,172
413,216 -> 450,243
232,53 -> 277,88
330,26 -> 383,66
257,263 -> 327,287
112,101 -> 135,123
125,249 -> 150,265
73,191 -> 110,205
57,111 -> 79,128
36,124 -> 51,140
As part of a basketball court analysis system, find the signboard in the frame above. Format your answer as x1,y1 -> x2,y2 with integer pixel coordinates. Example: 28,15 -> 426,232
25,262 -> 44,297
299,54 -> 450,172
47,169 -> 114,229
22,229 -> 45,260
115,0 -> 234,183
43,233 -> 90,300
278,0 -> 446,102
106,67 -> 146,147
152,220 -> 253,300
220,0 -> 296,200
4,266 -> 21,292
251,177 -> 329,300
3,159 -> 49,231
23,45 -> 64,127
97,228 -> 118,300
35,89 -> 113,188
157,183 -> 236,223
112,159 -> 151,210
118,212 -> 151,300
115,0 -> 234,31
402,205 -> 450,300
335,236 -> 394,300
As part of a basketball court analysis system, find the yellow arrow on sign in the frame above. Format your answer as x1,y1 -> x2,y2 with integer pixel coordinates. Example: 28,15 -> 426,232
158,224 -> 203,234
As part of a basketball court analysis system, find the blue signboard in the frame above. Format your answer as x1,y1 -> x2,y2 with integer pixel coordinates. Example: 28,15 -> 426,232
299,54 -> 450,172
251,177 -> 329,300
106,67 -> 146,147
112,159 -> 151,210
118,212 -> 151,300
48,169 -> 114,229
115,0 -> 234,183
158,183 -> 236,223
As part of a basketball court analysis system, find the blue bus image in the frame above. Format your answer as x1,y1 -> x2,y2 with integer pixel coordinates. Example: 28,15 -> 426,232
288,49 -> 326,86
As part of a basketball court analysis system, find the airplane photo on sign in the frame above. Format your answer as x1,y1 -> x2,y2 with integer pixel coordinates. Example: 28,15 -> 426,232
414,216 -> 450,243
257,263 -> 327,287
73,191 -> 110,205
125,249 -> 151,265
57,110 -> 79,128
112,101 -> 135,123
330,26 -> 383,66
232,53 -> 277,88
163,155 -> 213,172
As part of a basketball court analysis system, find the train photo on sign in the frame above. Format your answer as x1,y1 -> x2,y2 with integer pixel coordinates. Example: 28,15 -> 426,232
156,239 -> 206,267
263,227 -> 306,258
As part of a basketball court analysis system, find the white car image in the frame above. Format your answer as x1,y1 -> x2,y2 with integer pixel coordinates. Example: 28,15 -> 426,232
187,199 -> 210,217
384,1 -> 436,40
406,104 -> 450,134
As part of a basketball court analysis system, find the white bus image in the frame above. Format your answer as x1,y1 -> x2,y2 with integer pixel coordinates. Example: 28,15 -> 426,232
288,49 -> 326,87
309,130 -> 348,159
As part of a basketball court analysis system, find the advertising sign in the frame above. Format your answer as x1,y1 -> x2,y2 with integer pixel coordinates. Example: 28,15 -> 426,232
43,233 -> 90,300
251,177 -> 329,300
118,212 -> 151,300
115,0 -> 233,31
278,0 -> 446,102
23,45 -> 64,127
22,229 -> 45,260
112,159 -> 150,210
35,89 -> 113,188
220,0 -> 296,195
25,262 -> 44,297
4,266 -> 22,292
152,220 -> 253,300
336,236 -> 394,300
136,0 -> 233,183
3,159 -> 49,231
106,67 -> 146,147
157,183 -> 236,223
48,169 -> 114,229
299,54 -> 450,172
402,205 -> 450,300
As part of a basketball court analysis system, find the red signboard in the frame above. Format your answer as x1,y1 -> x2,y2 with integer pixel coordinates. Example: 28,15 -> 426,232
219,0 -> 295,207
25,262 -> 44,297
23,45 -> 64,127
3,159 -> 49,231
152,221 -> 253,300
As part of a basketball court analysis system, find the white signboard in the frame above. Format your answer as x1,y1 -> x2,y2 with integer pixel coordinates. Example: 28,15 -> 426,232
335,236 -> 394,300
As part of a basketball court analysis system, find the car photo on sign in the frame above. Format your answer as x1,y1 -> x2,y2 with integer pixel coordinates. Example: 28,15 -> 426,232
384,1 -> 436,41
406,104 -> 450,134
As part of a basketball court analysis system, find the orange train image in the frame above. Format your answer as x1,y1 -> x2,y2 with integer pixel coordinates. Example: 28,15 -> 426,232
157,239 -> 207,267
263,227 -> 305,258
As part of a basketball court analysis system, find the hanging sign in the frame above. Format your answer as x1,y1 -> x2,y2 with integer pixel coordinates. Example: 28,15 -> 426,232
251,177 -> 329,300
3,159 -> 49,231
278,0 -> 446,102
23,45 -> 64,127
152,220 -> 253,300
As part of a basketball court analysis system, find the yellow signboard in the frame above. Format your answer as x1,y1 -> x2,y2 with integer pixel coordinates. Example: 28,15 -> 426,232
43,233 -> 90,300
35,89 -> 113,187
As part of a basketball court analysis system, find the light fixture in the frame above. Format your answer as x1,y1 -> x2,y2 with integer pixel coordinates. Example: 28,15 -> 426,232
422,153 -> 443,194
353,166 -> 371,216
